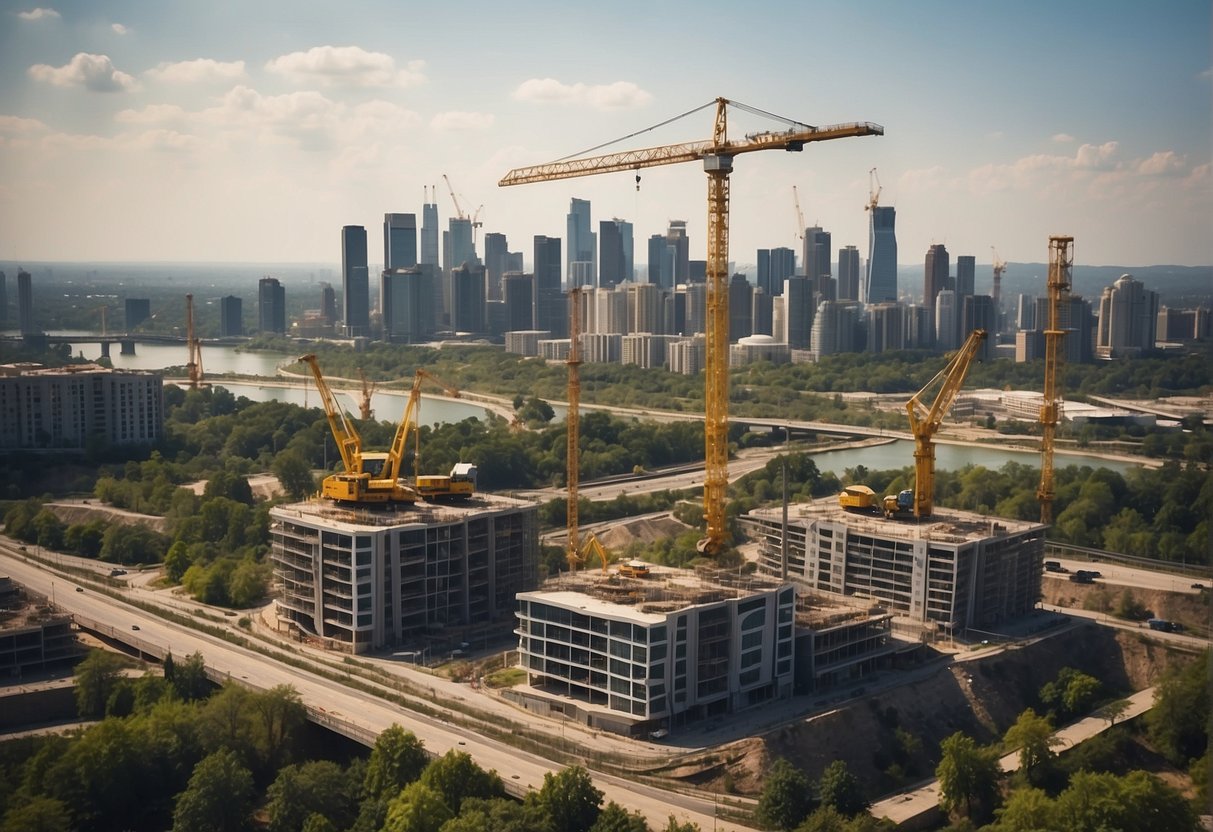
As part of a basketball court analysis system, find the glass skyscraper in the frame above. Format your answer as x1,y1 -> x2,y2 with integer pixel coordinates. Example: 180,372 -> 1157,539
342,225 -> 369,337
865,206 -> 897,305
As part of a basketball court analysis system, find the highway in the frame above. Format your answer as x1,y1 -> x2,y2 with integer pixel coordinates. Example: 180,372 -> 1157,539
0,544 -> 749,830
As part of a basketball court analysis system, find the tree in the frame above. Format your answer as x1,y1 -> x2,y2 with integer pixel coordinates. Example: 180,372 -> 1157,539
274,450 -> 316,500
164,541 -> 192,583
532,765 -> 603,832
817,760 -> 867,816
935,732 -> 1001,822
419,750 -> 503,815
1039,667 -> 1101,720
1002,709 -> 1061,776
437,797 -> 553,832
756,758 -> 814,831
990,786 -> 1053,831
74,650 -> 128,718
251,685 -> 306,770
382,782 -> 453,832
171,749 -> 255,832
661,819 -> 701,832
0,796 -> 72,832
364,725 -> 430,800
171,651 -> 211,702
1096,698 -> 1130,727
1147,652 -> 1209,765
266,760 -> 359,832
589,802 -> 650,832
1053,770 -> 1198,832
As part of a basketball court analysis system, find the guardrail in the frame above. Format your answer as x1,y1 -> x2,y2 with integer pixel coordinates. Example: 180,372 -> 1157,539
1045,542 -> 1211,579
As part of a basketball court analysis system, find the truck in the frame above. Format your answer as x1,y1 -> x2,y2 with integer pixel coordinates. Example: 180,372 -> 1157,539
1044,561 -> 1068,573
617,560 -> 652,579
416,462 -> 477,502
839,485 -> 877,512
882,489 -> 914,519
1147,618 -> 1176,632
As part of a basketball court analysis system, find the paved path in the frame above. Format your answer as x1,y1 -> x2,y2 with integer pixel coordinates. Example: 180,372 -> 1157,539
870,687 -> 1157,827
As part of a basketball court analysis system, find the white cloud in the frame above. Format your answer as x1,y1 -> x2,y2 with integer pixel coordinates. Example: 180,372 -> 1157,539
115,104 -> 187,124
430,111 -> 495,131
17,7 -> 59,21
29,53 -> 137,92
145,58 -> 246,84
1052,133 -> 1074,143
1136,151 -> 1186,176
512,78 -> 652,109
1073,141 -> 1118,170
0,114 -> 49,134
111,23 -> 127,35
265,46 -> 425,87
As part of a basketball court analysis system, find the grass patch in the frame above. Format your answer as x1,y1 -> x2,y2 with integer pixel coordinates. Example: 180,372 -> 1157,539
484,667 -> 526,688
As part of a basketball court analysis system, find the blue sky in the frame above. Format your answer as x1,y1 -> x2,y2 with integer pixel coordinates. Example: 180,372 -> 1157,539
1,0 -> 1209,270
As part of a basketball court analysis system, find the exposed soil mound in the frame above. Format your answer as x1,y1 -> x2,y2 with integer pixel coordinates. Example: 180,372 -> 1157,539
46,501 -> 168,533
1044,580 -> 1211,637
598,514 -> 690,550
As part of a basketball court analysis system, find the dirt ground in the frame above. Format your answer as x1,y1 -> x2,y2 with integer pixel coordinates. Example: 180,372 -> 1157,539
46,500 -> 168,533
649,624 -> 1200,797
597,514 -> 690,551
1043,580 -> 1211,638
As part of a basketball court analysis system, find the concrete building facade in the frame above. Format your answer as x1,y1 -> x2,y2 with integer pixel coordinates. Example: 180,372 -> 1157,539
270,496 -> 539,653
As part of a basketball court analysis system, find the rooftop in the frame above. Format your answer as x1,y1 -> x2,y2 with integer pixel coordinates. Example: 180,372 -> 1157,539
521,563 -> 789,621
271,491 -> 534,531
746,495 -> 1044,545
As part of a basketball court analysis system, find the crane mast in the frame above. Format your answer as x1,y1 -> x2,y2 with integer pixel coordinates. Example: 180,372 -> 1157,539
500,98 -> 882,555
566,288 -> 583,569
906,329 -> 987,518
356,368 -> 376,420
185,293 -> 204,390
1038,236 -> 1073,525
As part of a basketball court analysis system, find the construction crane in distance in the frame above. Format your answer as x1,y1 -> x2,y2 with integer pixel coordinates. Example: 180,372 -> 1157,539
1038,236 -> 1073,525
866,167 -> 883,212
298,354 -> 416,505
792,185 -> 806,247
501,97 -> 883,555
898,329 -> 987,519
356,368 -> 376,420
442,174 -> 469,220
185,293 -> 204,390
990,246 -> 1007,311
399,369 -> 475,501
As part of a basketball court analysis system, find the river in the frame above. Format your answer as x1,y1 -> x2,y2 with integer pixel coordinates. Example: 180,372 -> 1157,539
50,335 -> 1138,474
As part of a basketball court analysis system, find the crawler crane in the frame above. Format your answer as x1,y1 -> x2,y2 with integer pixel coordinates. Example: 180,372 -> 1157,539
399,368 -> 476,501
500,97 -> 882,555
298,354 -> 416,505
886,329 -> 987,519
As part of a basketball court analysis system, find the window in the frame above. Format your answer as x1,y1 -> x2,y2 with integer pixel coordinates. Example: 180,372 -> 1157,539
651,643 -> 667,661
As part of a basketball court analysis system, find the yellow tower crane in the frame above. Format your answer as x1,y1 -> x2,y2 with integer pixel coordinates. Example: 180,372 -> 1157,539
1038,236 -> 1073,525
185,293 -> 204,390
564,287 -> 611,574
990,246 -> 1007,311
902,329 -> 987,519
356,368 -> 377,421
500,97 -> 882,555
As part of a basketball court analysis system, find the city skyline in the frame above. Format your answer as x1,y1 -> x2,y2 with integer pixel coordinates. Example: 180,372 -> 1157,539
0,1 -> 1210,268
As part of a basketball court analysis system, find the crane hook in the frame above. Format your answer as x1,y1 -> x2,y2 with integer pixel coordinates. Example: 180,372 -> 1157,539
635,172 -> 641,191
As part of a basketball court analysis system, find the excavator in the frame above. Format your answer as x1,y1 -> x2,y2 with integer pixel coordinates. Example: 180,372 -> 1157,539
400,369 -> 477,501
884,329 -> 987,519
298,354 -> 417,505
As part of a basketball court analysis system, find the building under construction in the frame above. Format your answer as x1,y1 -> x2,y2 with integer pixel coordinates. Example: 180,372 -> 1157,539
743,498 -> 1045,637
270,494 -> 538,653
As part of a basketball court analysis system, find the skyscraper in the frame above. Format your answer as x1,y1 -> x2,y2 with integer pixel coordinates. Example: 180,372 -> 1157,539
320,283 -> 337,326
648,234 -> 668,288
567,198 -> 595,286
383,213 -> 418,270
784,276 -> 813,348
534,235 -> 564,337
955,255 -> 976,298
1096,274 -> 1159,358
728,273 -> 753,341
962,295 -> 997,361
804,226 -> 831,285
259,277 -> 286,334
17,269 -> 33,335
666,220 -> 690,284
124,298 -> 151,330
0,271 -> 7,327
865,206 -> 897,304
599,219 -> 632,288
421,192 -> 439,268
934,289 -> 958,351
220,295 -> 243,337
503,272 -> 535,332
341,226 -> 369,337
837,245 -> 861,302
382,266 -> 435,343
483,232 -> 509,302
924,244 -> 949,308
451,263 -> 486,333
769,247 -> 796,295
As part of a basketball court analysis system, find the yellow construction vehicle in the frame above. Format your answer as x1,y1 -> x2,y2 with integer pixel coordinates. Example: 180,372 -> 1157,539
891,329 -> 987,519
839,484 -> 877,512
568,533 -> 612,574
617,559 -> 652,579
298,354 -> 416,505
400,369 -> 476,501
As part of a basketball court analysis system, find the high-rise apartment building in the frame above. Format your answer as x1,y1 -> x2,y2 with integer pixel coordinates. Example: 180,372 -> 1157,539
533,235 -> 564,337
566,198 -> 595,286
866,302 -> 904,352
383,213 -> 418,270
17,269 -> 34,335
483,232 -> 509,302
837,245 -> 861,302
924,244 -> 949,309
342,226 -> 369,337
0,365 -> 163,448
124,298 -> 151,330
219,295 -> 243,337
810,300 -> 862,359
865,207 -> 897,304
381,266 -> 436,343
626,282 -> 661,335
258,277 -> 286,334
421,197 -> 439,267
935,290 -> 959,351
1096,274 -> 1159,358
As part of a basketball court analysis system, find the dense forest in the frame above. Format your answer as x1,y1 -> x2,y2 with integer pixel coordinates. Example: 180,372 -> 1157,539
0,650 -> 701,832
